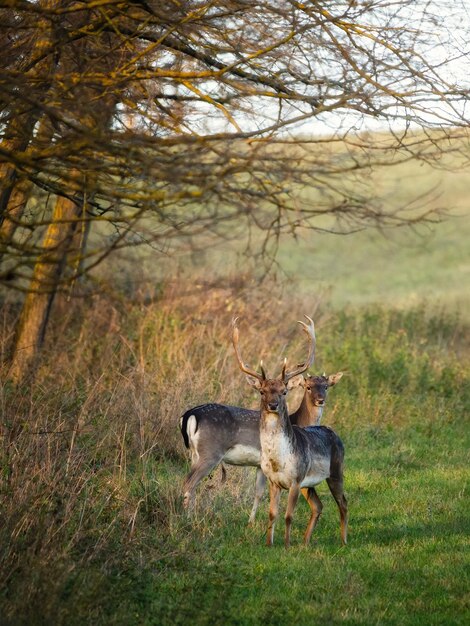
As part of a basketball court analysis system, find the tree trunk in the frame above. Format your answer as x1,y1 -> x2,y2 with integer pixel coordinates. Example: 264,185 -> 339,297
9,193 -> 80,383
0,178 -> 32,247
0,119 -> 38,221
0,115 -> 55,261
0,0 -> 59,222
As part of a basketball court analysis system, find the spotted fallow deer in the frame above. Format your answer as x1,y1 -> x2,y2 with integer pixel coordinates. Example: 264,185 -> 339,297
180,315 -> 342,516
180,366 -> 343,521
232,317 -> 348,548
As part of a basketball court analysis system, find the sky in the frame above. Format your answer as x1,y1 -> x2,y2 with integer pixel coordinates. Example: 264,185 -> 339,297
187,0 -> 470,139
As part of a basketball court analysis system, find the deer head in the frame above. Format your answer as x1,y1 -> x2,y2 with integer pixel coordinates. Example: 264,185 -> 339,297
304,372 -> 344,407
232,316 -> 316,414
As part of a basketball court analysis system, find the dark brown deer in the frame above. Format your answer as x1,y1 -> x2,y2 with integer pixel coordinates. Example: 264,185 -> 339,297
180,369 -> 343,521
232,317 -> 348,547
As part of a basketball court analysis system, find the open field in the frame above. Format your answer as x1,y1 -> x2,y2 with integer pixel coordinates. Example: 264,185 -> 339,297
1,134 -> 470,625
277,157 -> 470,313
1,278 -> 469,624
112,146 -> 470,318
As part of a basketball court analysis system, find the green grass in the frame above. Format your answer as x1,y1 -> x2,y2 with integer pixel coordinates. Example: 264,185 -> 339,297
274,155 -> 470,313
154,420 -> 467,625
27,418 -> 468,626
2,301 -> 468,625
277,212 -> 470,312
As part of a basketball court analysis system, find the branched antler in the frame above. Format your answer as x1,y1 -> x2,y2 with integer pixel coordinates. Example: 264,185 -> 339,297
232,315 -> 315,382
232,317 -> 266,381
281,316 -> 316,382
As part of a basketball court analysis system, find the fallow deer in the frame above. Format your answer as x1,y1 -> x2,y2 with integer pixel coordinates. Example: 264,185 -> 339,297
232,317 -> 348,547
180,368 -> 343,521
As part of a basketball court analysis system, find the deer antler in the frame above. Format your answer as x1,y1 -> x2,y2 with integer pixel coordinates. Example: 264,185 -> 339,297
232,317 -> 266,381
282,315 -> 316,382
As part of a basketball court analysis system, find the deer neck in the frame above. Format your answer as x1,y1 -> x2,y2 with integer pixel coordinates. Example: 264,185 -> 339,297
260,401 -> 294,450
259,401 -> 296,481
291,393 -> 323,427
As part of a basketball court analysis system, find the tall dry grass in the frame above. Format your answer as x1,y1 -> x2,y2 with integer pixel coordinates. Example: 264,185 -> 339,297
0,275 -> 326,622
1,274 -> 468,623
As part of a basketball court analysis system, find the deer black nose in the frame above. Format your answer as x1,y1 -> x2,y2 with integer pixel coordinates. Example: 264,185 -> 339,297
268,402 -> 279,411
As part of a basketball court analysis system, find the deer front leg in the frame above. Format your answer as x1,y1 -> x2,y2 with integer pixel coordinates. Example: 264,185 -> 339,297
248,467 -> 267,525
285,483 -> 300,548
266,481 -> 281,547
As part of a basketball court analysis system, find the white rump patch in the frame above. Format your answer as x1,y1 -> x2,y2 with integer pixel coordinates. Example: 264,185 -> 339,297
186,415 -> 200,463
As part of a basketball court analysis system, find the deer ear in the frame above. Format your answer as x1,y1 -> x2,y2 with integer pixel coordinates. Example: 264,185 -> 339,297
245,375 -> 262,390
328,372 -> 344,386
286,374 -> 305,390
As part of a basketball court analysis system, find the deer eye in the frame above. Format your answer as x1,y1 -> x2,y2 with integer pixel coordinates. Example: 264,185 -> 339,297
283,390 -> 287,395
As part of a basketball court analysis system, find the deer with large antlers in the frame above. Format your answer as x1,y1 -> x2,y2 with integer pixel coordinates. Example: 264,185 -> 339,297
180,316 -> 343,521
232,317 -> 348,547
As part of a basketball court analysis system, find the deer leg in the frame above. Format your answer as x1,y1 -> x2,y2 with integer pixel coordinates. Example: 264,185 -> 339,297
248,468 -> 267,525
266,481 -> 281,547
220,463 -> 227,484
183,455 -> 223,510
303,487 -> 323,545
326,477 -> 348,545
285,483 -> 301,548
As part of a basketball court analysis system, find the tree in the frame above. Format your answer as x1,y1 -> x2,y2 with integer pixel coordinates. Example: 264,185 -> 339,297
1,0 -> 469,380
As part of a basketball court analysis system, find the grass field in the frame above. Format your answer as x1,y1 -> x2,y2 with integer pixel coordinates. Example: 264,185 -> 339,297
278,209 -> 470,312
1,284 -> 469,624
280,151 -> 469,313
133,151 -> 470,317
129,414 -> 469,626
1,137 -> 470,624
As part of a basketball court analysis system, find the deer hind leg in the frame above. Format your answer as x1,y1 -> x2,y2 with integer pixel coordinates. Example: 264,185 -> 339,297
220,463 -> 227,484
326,477 -> 348,545
266,481 -> 281,547
302,487 -> 323,545
248,468 -> 267,525
183,455 -> 223,510
285,483 -> 301,548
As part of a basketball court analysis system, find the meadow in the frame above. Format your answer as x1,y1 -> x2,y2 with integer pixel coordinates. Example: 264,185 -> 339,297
277,153 -> 470,313
140,144 -> 470,314
1,268 -> 469,624
1,142 -> 470,624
